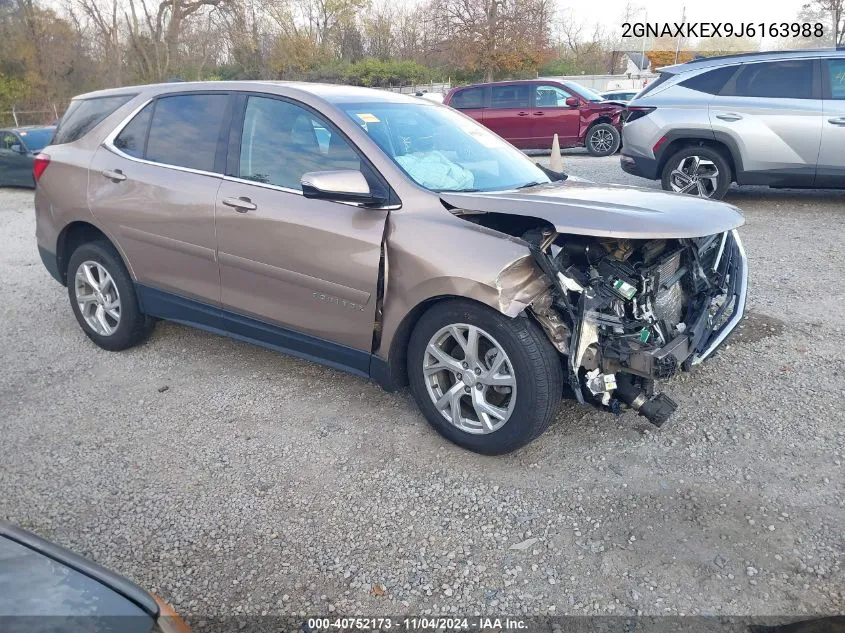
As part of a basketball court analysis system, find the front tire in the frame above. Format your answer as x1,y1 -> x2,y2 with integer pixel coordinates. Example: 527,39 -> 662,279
585,123 -> 621,157
407,300 -> 563,455
661,146 -> 731,199
67,240 -> 155,351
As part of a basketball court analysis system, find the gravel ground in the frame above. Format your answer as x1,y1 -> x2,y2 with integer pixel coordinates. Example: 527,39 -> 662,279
1,155 -> 843,620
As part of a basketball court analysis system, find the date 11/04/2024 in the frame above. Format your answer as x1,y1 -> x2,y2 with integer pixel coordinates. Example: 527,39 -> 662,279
622,22 -> 825,39
307,617 -> 529,631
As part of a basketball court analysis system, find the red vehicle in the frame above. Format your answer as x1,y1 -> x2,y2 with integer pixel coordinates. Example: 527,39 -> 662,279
444,79 -> 624,157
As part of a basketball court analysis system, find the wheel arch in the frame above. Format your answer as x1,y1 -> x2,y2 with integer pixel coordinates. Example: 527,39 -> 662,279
56,221 -> 132,286
380,293 -> 520,391
656,134 -> 740,183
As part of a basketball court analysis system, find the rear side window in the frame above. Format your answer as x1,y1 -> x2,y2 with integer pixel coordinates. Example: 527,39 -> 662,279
491,85 -> 530,109
451,87 -> 484,109
144,94 -> 229,172
729,60 -> 814,99
680,66 -> 738,95
826,58 -> 845,99
53,95 -> 134,145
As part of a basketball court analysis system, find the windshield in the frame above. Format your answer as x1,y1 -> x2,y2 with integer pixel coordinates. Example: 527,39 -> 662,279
562,82 -> 604,102
339,102 -> 550,193
18,128 -> 54,151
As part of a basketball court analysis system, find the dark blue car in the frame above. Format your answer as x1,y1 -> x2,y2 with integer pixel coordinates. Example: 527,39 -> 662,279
0,125 -> 55,187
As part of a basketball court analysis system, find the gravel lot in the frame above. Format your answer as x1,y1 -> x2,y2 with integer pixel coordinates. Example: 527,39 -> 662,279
1,154 -> 843,620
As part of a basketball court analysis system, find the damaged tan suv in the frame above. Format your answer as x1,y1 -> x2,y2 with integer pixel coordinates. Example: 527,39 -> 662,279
35,82 -> 747,454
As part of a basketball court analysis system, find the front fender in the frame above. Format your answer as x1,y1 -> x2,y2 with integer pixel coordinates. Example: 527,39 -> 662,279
378,209 -> 545,360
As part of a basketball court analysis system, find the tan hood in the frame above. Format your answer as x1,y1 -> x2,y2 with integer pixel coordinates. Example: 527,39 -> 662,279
440,180 -> 745,239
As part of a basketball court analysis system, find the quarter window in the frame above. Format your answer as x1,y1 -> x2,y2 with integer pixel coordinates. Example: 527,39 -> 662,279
53,95 -> 134,145
450,87 -> 485,109
145,94 -> 229,172
238,96 -> 361,191
826,59 -> 845,99
680,66 -> 738,95
534,85 -> 571,107
491,85 -> 530,109
113,103 -> 153,158
729,60 -> 814,99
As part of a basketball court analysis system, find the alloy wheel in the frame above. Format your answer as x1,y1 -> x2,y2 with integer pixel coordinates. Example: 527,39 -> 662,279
74,260 -> 121,336
669,155 -> 720,198
589,128 -> 615,153
422,323 -> 517,435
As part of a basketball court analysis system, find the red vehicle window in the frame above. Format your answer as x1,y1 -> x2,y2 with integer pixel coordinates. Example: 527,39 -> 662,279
491,85 -> 530,109
451,87 -> 485,109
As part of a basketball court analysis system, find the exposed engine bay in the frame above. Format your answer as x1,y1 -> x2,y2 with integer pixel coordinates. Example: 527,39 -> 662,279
487,220 -> 748,427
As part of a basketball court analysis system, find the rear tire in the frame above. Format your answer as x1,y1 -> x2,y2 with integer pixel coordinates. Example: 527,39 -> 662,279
407,300 -> 563,455
585,123 -> 621,157
661,145 -> 731,199
67,241 -> 155,351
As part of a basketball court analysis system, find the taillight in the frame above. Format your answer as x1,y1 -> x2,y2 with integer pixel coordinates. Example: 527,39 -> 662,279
624,106 -> 655,123
33,153 -> 50,183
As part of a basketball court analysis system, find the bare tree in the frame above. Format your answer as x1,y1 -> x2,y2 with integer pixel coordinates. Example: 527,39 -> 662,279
124,0 -> 228,81
73,0 -> 123,85
800,0 -> 844,46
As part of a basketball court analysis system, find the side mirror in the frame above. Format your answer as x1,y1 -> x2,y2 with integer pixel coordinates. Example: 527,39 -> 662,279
10,144 -> 24,154
301,170 -> 386,205
565,97 -> 580,108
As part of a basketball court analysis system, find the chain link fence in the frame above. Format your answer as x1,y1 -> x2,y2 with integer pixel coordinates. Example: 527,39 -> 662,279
0,104 -> 66,128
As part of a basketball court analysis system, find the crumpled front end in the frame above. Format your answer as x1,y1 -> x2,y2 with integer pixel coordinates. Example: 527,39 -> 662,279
520,227 -> 748,426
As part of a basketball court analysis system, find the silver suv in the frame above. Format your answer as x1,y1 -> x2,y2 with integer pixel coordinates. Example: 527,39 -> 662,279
621,49 -> 845,199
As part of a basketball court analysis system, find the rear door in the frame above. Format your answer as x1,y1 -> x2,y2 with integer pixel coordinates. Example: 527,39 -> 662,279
531,83 -> 581,148
709,58 -> 823,186
89,92 -> 231,305
483,84 -> 533,148
817,57 -> 845,187
448,86 -> 487,124
214,93 -> 389,354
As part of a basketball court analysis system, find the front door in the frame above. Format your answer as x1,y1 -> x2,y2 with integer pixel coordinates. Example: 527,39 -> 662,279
0,131 -> 31,186
709,58 -> 823,186
88,92 -> 231,305
531,84 -> 581,149
483,84 -> 533,148
215,94 -> 388,353
817,57 -> 845,187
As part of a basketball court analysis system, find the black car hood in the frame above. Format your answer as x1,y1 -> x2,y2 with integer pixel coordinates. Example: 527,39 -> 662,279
441,180 -> 745,239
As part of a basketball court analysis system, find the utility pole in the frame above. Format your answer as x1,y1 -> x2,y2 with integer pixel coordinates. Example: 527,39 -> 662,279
674,5 -> 686,64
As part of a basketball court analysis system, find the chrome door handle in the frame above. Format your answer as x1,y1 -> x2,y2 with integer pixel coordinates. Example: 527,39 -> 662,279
533,111 -> 545,116
222,196 -> 257,212
517,111 -> 530,116
101,169 -> 126,182
715,113 -> 743,122
828,117 -> 845,126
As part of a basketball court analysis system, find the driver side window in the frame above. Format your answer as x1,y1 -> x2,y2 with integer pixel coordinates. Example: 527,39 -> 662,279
534,85 -> 570,108
239,96 -> 361,191
1,133 -> 19,150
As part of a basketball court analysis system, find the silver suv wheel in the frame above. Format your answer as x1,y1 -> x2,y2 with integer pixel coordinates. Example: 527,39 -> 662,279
74,260 -> 121,336
422,323 -> 517,434
668,155 -> 720,198
589,128 -> 615,154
